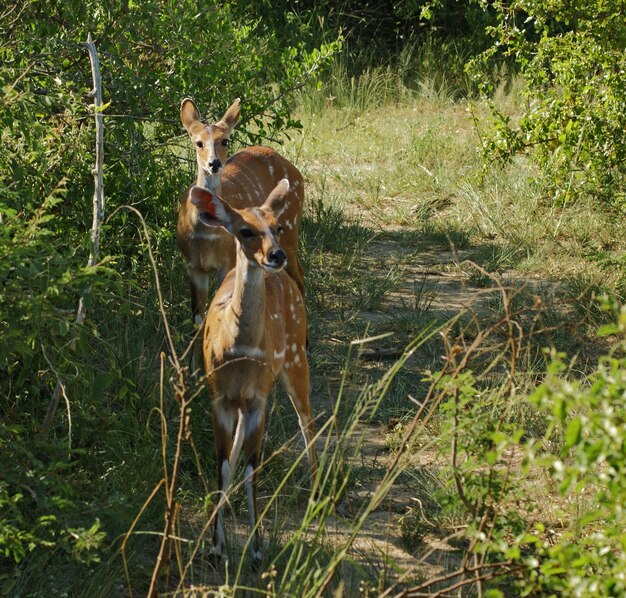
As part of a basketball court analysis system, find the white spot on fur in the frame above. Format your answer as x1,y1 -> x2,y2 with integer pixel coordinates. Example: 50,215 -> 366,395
274,349 -> 285,359
291,343 -> 297,353
294,354 -> 301,365
192,231 -> 222,241
190,270 -> 209,293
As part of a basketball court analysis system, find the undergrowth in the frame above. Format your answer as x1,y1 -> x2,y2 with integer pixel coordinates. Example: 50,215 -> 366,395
3,18 -> 626,596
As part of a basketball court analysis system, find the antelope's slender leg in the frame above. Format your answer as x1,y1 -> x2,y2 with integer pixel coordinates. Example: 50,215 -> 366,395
212,402 -> 236,557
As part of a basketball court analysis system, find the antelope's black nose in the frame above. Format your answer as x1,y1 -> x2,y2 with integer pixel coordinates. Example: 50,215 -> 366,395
269,248 -> 286,265
209,158 -> 222,173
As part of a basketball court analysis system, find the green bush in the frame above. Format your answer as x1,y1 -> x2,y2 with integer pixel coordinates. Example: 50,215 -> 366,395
470,0 -> 626,207
511,301 -> 626,595
438,300 -> 626,595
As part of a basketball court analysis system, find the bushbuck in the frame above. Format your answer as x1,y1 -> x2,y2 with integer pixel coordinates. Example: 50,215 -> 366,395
189,180 -> 316,563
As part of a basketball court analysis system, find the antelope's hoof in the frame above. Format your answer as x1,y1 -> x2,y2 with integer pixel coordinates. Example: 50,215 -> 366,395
209,544 -> 223,565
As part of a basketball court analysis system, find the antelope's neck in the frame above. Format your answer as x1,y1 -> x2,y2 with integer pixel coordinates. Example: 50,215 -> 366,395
196,169 -> 222,195
227,243 -> 266,347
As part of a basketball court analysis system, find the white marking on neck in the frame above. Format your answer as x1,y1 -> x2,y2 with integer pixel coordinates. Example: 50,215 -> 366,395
226,345 -> 265,360
192,230 -> 222,241
273,349 -> 285,359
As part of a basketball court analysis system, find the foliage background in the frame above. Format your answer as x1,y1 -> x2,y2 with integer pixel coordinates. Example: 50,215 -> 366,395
1,1 -> 338,591
1,0 -> 625,595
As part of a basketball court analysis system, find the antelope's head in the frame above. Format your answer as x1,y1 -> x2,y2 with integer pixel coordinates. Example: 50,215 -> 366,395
190,179 -> 290,273
181,98 -> 240,193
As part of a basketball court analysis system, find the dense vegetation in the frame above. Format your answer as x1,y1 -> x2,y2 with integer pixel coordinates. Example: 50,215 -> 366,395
1,0 -> 625,595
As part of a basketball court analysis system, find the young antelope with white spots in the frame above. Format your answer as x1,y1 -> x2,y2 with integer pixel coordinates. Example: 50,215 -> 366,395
189,179 -> 316,564
176,99 -> 305,370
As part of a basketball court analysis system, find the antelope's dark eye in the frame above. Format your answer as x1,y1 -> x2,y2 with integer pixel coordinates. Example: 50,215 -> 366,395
196,140 -> 203,149
240,228 -> 254,239
276,226 -> 285,236
221,139 -> 230,147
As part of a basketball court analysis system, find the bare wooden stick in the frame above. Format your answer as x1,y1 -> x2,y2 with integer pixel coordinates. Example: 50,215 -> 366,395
42,32 -> 104,437
78,31 -> 105,320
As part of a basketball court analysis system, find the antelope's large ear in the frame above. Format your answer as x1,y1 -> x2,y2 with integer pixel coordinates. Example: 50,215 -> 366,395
219,98 -> 240,132
181,98 -> 201,133
263,178 -> 290,216
189,186 -> 235,231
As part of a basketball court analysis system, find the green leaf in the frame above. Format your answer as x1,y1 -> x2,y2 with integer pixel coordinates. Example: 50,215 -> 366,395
565,417 -> 582,447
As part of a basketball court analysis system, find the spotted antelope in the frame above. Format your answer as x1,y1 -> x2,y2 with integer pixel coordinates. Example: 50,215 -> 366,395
189,180 -> 316,563
176,99 -> 305,369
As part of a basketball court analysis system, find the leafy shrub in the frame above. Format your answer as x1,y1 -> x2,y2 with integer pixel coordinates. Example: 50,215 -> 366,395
437,300 -> 626,595
510,301 -> 626,595
470,0 -> 626,207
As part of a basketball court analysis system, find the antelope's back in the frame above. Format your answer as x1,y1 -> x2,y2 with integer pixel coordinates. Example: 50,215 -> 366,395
222,146 -> 304,213
222,146 -> 305,292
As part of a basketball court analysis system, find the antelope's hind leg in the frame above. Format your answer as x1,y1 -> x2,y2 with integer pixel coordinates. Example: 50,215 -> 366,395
280,354 -> 317,483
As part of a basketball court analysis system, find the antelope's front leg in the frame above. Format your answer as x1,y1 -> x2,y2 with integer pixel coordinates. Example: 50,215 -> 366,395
212,402 -> 236,558
243,405 -> 265,565
189,268 -> 210,375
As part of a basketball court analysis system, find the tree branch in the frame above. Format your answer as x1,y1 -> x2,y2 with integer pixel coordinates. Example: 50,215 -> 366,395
42,32 -> 104,437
